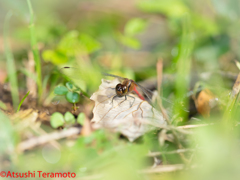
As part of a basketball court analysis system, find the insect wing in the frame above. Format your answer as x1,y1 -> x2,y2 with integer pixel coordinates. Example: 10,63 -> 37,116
135,82 -> 175,106
102,72 -> 126,81
134,82 -> 153,102
60,66 -> 103,92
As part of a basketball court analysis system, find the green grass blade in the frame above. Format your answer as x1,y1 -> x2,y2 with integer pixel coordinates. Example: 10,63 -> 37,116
17,91 -> 30,112
26,0 -> 42,104
174,14 -> 194,124
3,11 -> 19,111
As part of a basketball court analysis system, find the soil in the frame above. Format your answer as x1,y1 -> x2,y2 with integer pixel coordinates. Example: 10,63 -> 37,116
0,83 -> 93,122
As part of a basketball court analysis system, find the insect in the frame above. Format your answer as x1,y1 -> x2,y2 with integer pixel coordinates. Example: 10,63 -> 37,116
59,67 -> 153,106
102,73 -> 153,107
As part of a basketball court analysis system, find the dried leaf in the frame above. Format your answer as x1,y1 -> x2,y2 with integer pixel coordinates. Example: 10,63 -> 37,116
11,109 -> 40,131
11,109 -> 38,122
193,89 -> 218,118
90,78 -> 166,141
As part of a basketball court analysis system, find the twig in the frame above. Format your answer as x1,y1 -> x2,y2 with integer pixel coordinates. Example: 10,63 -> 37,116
156,58 -> 189,164
30,125 -> 61,150
26,51 -> 37,97
77,164 -> 197,178
178,123 -> 214,129
157,59 -> 163,96
148,148 -> 196,157
156,59 -> 170,123
139,164 -> 197,174
231,73 -> 240,98
147,147 -> 200,170
137,120 -> 193,135
17,127 -> 81,152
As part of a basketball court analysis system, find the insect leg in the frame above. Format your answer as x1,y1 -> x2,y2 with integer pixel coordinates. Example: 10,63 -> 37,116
118,95 -> 127,106
126,95 -> 135,107
117,95 -> 135,107
110,95 -> 122,109
111,95 -> 118,105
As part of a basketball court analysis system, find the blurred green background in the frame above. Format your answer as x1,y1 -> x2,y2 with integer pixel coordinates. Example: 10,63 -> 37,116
1,0 -> 240,179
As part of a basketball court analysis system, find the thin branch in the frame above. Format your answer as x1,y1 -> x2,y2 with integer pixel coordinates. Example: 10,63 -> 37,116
17,127 -> 81,152
148,148 -> 196,157
139,164 -> 197,174
156,58 -> 189,163
26,51 -> 37,97
157,59 -> 163,96
178,123 -> 214,129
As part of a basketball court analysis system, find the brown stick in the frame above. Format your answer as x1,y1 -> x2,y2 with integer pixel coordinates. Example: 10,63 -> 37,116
157,59 -> 163,96
148,148 -> 196,157
17,127 -> 81,152
178,123 -> 214,129
156,58 -> 189,164
231,73 -> 240,98
140,164 -> 197,174
26,51 -> 37,98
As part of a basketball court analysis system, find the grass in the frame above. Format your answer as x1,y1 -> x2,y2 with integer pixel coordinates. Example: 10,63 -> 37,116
26,0 -> 42,104
3,11 -> 19,111
174,15 -> 193,124
17,91 -> 30,112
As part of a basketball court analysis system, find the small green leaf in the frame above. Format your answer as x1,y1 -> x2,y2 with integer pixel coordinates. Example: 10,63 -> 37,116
79,33 -> 102,53
124,18 -> 147,36
50,112 -> 64,128
65,92 -> 80,103
116,33 -> 141,49
77,112 -> 85,125
64,111 -> 75,124
66,82 -> 73,90
42,50 -> 68,65
54,86 -> 68,95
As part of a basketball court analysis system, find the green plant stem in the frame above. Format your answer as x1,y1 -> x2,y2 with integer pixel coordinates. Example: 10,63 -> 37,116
174,14 -> 193,124
26,0 -> 42,104
223,73 -> 240,124
17,91 -> 30,112
3,11 -> 19,111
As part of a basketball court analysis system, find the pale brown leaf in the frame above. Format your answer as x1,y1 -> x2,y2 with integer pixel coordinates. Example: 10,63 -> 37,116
90,78 -> 167,141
